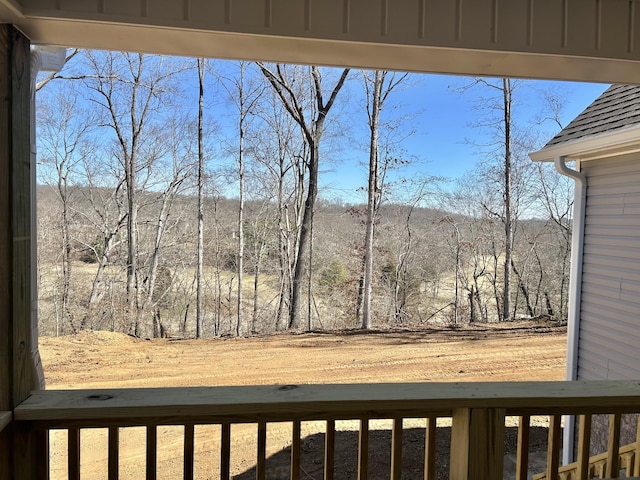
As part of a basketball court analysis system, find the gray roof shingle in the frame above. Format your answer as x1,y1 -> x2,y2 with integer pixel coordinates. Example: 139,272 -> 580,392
545,84 -> 640,147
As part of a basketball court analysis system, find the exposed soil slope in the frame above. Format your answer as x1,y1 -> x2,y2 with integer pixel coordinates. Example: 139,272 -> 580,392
39,321 -> 567,479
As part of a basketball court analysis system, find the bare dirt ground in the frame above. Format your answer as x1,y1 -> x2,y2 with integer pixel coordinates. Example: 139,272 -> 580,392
39,320 -> 567,479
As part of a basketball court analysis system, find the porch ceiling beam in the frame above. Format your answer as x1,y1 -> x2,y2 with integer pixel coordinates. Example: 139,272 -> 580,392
2,0 -> 640,83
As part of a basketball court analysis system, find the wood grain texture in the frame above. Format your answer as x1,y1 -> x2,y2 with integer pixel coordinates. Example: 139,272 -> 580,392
390,418 -> 402,480
516,415 -> 530,480
357,418 -> 368,480
450,407 -> 505,480
15,381 -> 640,428
424,417 -> 436,480
546,414 -> 561,480
0,23 -> 38,480
256,421 -> 266,480
605,413 -> 621,477
576,414 -> 592,479
0,412 -> 11,433
324,420 -> 335,480
290,420 -> 300,480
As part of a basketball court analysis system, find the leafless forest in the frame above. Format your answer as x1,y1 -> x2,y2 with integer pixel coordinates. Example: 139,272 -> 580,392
35,51 -> 574,337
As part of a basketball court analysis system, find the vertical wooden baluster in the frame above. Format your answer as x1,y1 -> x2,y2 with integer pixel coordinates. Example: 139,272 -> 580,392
634,413 -> 640,476
516,415 -> 530,480
146,425 -> 157,480
68,428 -> 80,480
424,417 -> 436,480
358,419 -> 369,480
291,420 -> 301,480
576,414 -> 592,479
324,420 -> 335,480
184,424 -> 195,480
108,427 -> 119,480
221,423 -> 231,480
546,414 -> 561,480
36,429 -> 50,480
605,413 -> 621,478
257,422 -> 267,480
391,418 -> 403,480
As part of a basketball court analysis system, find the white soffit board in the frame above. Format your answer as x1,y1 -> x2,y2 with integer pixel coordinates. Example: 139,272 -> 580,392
530,125 -> 640,163
2,0 -> 640,83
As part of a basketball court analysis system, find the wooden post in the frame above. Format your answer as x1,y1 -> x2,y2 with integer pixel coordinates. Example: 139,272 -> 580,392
0,23 -> 41,480
450,407 -> 506,480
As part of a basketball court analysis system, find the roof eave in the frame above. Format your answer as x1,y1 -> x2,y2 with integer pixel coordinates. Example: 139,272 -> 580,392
529,124 -> 640,163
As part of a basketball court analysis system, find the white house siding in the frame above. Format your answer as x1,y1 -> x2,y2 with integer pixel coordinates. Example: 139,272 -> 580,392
579,153 -> 640,455
579,153 -> 640,382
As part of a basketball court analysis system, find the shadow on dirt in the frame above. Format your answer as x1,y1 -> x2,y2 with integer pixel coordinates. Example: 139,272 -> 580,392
234,426 -> 549,480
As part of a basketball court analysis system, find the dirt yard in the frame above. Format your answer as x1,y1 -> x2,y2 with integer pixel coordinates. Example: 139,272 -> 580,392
39,321 -> 567,479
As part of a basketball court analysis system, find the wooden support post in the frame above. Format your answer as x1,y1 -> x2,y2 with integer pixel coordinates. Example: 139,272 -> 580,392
0,23 -> 40,480
450,407 -> 506,480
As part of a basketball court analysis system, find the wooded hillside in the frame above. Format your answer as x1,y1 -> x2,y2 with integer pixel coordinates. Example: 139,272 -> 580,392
35,51 -> 574,337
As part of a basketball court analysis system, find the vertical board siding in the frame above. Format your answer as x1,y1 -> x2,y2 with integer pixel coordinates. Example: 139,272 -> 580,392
22,0 -> 637,59
579,154 -> 640,382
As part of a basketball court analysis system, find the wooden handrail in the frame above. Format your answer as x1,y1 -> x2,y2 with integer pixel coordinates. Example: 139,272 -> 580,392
0,411 -> 11,432
14,380 -> 640,428
12,380 -> 640,480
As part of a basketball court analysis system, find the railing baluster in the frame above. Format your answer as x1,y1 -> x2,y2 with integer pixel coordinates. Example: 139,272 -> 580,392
516,415 -> 530,480
546,414 -> 561,480
146,425 -> 157,480
357,418 -> 368,480
424,417 -> 436,480
576,414 -> 592,479
257,421 -> 267,480
324,420 -> 335,480
184,423 -> 194,480
635,413 -> 640,476
291,420 -> 301,480
36,429 -> 49,480
391,418 -> 403,480
605,413 -> 621,478
68,428 -> 80,480
108,427 -> 119,480
221,423 -> 231,480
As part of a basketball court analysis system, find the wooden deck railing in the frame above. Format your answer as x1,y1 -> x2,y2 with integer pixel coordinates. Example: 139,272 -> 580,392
533,441 -> 639,480
13,380 -> 640,480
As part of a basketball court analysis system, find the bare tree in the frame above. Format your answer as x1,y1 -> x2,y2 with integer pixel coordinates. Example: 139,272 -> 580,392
359,70 -> 408,329
37,86 -> 93,333
82,51 -> 187,335
219,61 -> 263,336
257,64 -> 350,329
196,58 -> 205,338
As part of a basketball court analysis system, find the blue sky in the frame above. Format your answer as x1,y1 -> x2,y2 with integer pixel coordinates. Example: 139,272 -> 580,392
316,73 -> 609,204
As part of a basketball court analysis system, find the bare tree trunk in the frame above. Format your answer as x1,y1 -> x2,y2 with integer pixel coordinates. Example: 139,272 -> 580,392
511,258 -> 534,317
196,58 -> 205,338
360,70 -> 408,329
361,71 -> 382,329
257,64 -> 349,330
236,70 -> 246,337
502,78 -> 513,321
